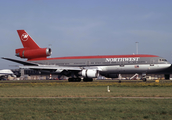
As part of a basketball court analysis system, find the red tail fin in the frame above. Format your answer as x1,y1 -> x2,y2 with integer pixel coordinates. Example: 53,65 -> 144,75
16,30 -> 52,60
17,30 -> 40,49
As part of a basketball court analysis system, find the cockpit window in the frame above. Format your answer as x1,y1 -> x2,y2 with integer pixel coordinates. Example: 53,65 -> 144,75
159,59 -> 167,62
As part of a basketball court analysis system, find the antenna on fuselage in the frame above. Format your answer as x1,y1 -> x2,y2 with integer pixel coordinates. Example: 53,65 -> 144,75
135,42 -> 139,54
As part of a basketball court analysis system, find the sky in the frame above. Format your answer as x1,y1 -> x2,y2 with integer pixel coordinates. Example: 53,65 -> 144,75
0,0 -> 172,69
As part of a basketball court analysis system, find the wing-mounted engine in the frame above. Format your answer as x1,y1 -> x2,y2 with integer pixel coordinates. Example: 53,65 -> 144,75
15,48 -> 52,60
81,69 -> 99,78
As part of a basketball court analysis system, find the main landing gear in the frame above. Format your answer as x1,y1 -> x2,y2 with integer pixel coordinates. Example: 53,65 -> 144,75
142,78 -> 147,82
68,78 -> 93,82
83,78 -> 93,82
68,78 -> 81,82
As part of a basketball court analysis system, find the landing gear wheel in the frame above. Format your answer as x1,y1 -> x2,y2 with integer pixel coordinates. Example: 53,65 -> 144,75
68,78 -> 81,82
83,78 -> 93,82
68,78 -> 72,82
143,78 -> 147,82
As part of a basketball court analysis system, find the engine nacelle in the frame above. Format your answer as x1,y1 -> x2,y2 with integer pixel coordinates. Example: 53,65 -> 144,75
16,48 -> 52,60
81,69 -> 99,78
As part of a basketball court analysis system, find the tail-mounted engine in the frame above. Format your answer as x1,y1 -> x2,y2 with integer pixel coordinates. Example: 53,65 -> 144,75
15,48 -> 52,60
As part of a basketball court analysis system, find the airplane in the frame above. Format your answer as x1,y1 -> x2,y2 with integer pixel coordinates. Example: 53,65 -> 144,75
2,30 -> 172,82
0,69 -> 15,80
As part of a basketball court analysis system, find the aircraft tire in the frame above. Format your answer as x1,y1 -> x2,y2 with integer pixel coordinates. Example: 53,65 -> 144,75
83,78 -> 93,82
68,78 -> 81,82
68,78 -> 72,82
143,78 -> 147,82
77,78 -> 81,82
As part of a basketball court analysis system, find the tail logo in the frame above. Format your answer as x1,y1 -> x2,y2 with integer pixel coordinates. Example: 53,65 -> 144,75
21,33 -> 29,41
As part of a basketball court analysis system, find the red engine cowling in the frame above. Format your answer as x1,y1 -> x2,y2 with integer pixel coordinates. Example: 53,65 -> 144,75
15,48 -> 52,60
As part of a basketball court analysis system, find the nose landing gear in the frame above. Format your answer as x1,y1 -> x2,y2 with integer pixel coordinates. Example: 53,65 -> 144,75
141,73 -> 147,82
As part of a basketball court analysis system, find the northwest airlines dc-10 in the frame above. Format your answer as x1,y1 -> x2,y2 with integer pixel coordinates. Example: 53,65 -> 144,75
2,30 -> 172,82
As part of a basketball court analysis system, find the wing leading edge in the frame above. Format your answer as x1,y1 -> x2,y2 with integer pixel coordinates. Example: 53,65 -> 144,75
20,65 -> 82,73
2,57 -> 83,73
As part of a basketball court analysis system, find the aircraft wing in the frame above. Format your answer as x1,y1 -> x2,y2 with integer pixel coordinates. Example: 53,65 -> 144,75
19,65 -> 82,73
2,57 -> 100,78
2,57 -> 98,72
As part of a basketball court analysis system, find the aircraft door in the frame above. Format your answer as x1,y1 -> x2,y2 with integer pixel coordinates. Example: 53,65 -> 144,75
150,59 -> 154,66
87,61 -> 90,66
119,60 -> 125,73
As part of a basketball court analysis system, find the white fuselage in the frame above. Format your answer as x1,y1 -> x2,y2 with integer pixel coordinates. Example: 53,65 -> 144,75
28,54 -> 171,76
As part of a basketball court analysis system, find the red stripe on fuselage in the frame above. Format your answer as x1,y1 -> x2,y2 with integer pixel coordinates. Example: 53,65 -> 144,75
28,54 -> 159,61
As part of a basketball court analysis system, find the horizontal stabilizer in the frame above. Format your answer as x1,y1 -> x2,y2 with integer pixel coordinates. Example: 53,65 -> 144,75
2,57 -> 39,66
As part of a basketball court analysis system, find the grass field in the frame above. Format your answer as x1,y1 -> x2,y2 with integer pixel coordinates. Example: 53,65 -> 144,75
0,98 -> 172,120
1,86 -> 172,97
0,81 -> 172,97
0,81 -> 172,119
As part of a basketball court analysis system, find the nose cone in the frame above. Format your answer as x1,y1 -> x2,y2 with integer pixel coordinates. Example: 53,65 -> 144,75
155,64 -> 171,72
162,64 -> 171,68
167,64 -> 171,67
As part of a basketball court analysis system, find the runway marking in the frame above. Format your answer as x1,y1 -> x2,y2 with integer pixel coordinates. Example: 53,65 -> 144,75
0,97 -> 172,99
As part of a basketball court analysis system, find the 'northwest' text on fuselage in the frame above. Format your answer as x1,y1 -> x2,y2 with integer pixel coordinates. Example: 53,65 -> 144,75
105,57 -> 140,62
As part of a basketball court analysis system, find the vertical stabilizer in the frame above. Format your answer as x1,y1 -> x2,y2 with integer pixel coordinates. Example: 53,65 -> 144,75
16,30 -> 52,60
17,30 -> 40,49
